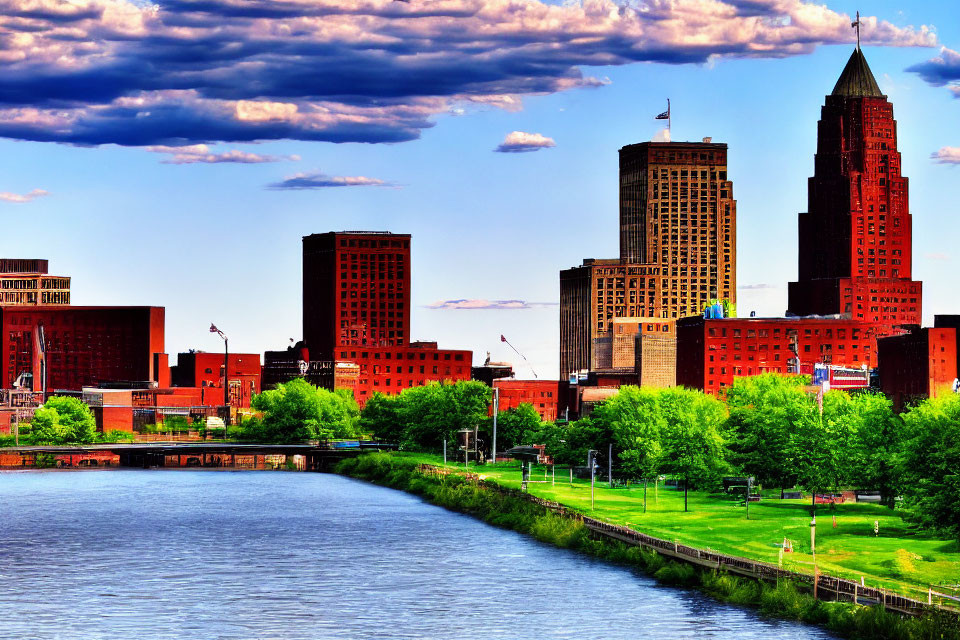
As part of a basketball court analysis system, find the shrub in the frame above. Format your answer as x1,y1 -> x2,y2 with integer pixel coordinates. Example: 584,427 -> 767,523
31,397 -> 96,445
653,561 -> 699,586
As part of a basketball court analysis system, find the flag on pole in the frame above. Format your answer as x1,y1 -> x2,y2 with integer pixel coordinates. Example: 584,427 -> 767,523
655,110 -> 669,120
499,334 -> 538,379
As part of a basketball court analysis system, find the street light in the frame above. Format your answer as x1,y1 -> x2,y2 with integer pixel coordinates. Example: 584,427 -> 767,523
491,385 -> 499,465
587,449 -> 598,510
210,323 -> 229,427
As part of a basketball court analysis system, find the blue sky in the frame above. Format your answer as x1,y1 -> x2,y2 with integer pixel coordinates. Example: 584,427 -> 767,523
2,0 -> 959,380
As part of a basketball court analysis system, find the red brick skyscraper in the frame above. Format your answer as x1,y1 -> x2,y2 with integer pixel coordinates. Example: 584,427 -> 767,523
300,231 -> 470,406
303,231 -> 411,360
788,48 -> 921,336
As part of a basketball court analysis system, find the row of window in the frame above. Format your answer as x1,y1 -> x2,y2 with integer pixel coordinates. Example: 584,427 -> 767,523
340,350 -> 464,362
338,238 -> 408,249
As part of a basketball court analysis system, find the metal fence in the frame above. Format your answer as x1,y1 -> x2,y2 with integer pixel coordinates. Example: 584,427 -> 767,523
416,463 -> 957,618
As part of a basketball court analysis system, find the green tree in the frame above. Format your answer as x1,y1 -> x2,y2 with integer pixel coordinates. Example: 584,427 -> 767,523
814,390 -> 897,504
850,392 -> 902,507
725,374 -> 811,495
593,386 -> 665,481
899,394 -> 960,543
819,390 -> 869,491
488,402 -> 541,451
791,391 -> 850,513
30,396 -> 96,445
658,387 -> 728,511
386,381 -> 491,451
520,420 -> 567,461
553,415 -> 613,468
359,392 -> 405,443
250,378 -> 360,443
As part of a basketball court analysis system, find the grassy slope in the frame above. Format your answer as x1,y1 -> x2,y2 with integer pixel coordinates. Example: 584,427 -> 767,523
396,453 -> 959,601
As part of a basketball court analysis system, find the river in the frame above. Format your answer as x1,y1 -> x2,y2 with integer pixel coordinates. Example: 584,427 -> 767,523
0,470 -> 836,639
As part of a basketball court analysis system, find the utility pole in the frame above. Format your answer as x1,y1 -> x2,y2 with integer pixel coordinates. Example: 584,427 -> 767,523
588,449 -> 598,510
491,386 -> 499,464
811,515 -> 816,555
608,443 -> 613,489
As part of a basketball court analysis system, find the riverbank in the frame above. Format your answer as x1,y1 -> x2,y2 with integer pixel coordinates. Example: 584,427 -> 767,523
335,452 -> 960,640
396,453 -> 960,602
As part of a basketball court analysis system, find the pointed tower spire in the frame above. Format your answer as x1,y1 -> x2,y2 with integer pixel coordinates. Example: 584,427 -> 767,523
831,48 -> 883,98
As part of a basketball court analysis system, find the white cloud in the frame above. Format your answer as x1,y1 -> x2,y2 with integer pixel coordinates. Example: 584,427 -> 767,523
146,144 -> 299,164
268,172 -> 394,189
0,0 -> 936,146
426,299 -> 558,309
931,147 -> 960,164
0,188 -> 49,203
739,283 -> 777,290
495,131 -> 556,153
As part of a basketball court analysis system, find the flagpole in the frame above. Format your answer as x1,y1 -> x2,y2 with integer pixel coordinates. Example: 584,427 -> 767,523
852,11 -> 861,51
500,334 -> 538,379
667,98 -> 671,134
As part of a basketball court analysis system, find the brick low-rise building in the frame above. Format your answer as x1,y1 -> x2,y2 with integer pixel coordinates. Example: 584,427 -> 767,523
82,386 -> 217,433
878,326 -> 958,409
676,315 -> 885,395
0,306 -> 167,393
493,379 -> 560,422
333,342 -> 471,405
171,351 -> 261,408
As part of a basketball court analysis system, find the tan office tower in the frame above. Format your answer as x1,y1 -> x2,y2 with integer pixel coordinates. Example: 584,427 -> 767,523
619,141 -> 737,311
0,259 -> 70,306
560,139 -> 736,381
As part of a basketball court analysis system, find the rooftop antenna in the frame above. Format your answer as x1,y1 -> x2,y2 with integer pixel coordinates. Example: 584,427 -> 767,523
851,11 -> 861,50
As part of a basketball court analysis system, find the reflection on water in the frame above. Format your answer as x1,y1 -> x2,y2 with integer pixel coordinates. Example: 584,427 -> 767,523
0,470 -> 837,639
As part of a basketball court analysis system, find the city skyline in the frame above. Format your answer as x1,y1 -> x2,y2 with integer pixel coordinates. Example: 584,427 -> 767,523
3,1 -> 960,379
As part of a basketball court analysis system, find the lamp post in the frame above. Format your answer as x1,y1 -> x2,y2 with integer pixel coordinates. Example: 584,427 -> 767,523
587,449 -> 598,510
811,514 -> 819,599
491,385 -> 499,465
210,324 -> 229,427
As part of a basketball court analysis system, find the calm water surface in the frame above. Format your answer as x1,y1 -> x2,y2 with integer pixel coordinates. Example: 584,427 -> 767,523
0,470 -> 837,639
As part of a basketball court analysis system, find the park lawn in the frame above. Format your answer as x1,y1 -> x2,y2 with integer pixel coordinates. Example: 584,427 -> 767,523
393,453 -> 960,601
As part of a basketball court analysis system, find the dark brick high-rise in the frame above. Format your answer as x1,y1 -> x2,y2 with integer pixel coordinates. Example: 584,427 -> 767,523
300,231 -> 470,406
788,48 -> 921,336
302,231 -> 411,360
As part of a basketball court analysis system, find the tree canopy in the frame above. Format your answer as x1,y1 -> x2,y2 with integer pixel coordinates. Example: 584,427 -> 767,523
30,396 -> 97,445
249,378 -> 360,443
899,394 -> 960,543
486,402 -> 542,452
363,380 -> 491,451
725,374 -> 810,491
594,386 -> 665,480
657,387 -> 729,505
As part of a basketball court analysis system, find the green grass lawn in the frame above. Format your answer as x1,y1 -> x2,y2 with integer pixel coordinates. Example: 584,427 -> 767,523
393,452 -> 960,601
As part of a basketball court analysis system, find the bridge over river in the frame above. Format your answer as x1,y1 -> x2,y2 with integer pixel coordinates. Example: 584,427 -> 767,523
0,441 -> 395,471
